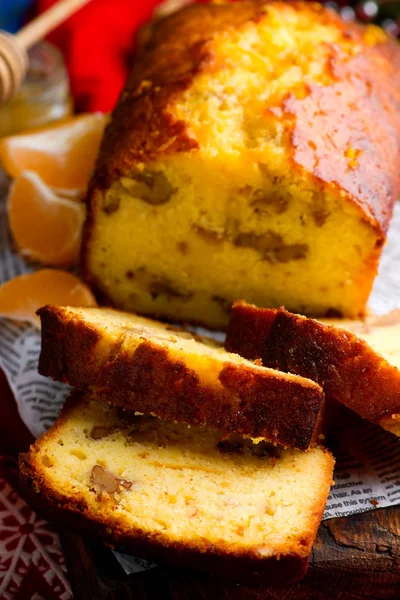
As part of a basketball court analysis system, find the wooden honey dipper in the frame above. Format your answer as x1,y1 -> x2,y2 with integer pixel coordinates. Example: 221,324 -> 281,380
0,0 -> 93,105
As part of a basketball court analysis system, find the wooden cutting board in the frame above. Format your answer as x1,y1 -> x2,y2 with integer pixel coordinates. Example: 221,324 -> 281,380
60,505 -> 400,600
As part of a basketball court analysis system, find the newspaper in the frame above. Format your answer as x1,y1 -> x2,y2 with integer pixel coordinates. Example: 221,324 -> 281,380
0,180 -> 399,574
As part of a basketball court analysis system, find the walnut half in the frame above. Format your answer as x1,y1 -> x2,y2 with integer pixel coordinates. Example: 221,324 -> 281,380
90,426 -> 116,440
90,465 -> 133,496
149,278 -> 193,301
234,231 -> 308,262
121,170 -> 173,205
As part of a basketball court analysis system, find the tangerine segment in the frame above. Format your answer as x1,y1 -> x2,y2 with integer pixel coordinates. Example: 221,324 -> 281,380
8,171 -> 85,266
0,270 -> 97,327
0,113 -> 107,190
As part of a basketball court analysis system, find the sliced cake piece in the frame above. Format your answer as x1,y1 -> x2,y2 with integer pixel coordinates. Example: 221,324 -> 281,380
37,305 -> 325,450
19,392 -> 334,584
226,302 -> 400,436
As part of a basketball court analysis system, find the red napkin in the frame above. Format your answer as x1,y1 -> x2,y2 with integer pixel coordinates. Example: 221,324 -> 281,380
38,0 -> 164,112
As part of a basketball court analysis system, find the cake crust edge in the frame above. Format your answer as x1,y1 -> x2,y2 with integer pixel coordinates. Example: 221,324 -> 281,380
226,301 -> 400,430
37,304 -> 326,450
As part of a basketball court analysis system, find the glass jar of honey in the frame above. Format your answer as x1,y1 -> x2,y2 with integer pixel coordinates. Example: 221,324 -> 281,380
0,41 -> 72,137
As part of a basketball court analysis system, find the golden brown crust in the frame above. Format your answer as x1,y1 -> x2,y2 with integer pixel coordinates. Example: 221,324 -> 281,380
85,0 -> 400,239
226,302 -> 400,427
89,2 -> 262,184
18,392 -> 334,585
37,305 -> 325,450
282,20 -> 400,236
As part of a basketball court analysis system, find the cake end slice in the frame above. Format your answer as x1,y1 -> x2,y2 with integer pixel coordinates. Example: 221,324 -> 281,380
226,301 -> 400,436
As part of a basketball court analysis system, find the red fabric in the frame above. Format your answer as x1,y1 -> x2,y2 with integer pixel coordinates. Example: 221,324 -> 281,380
0,373 -> 69,597
38,0 -> 164,112
0,455 -> 71,599
0,370 -> 33,456
0,372 -> 70,597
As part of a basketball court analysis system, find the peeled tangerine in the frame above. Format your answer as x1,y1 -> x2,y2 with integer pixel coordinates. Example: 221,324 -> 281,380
0,270 -> 97,327
8,171 -> 85,266
0,113 -> 106,191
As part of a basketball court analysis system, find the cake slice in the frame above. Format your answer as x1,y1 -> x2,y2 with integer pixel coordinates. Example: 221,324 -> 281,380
37,305 -> 325,450
226,302 -> 400,436
19,392 -> 334,584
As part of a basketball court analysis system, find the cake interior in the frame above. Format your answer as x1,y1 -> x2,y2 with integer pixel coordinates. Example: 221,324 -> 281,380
86,6 -> 383,327
30,396 -> 333,555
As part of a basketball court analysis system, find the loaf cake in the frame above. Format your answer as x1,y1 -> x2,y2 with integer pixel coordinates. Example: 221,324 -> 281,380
226,302 -> 400,436
82,0 -> 400,329
19,392 -> 334,584
38,304 -> 325,450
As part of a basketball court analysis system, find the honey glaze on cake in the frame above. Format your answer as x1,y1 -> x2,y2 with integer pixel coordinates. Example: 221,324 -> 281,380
20,393 -> 334,583
83,1 -> 400,328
